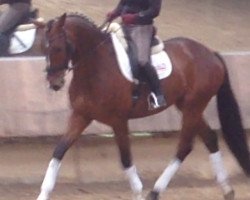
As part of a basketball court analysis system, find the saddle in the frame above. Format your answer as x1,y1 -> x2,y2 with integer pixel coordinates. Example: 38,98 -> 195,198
104,23 -> 166,84
104,22 -> 164,55
0,8 -> 44,56
104,23 -> 172,105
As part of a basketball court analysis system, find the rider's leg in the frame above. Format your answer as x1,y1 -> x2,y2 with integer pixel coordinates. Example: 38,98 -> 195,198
123,24 -> 167,108
133,25 -> 166,108
123,26 -> 140,81
123,26 -> 141,102
0,2 -> 30,33
0,2 -> 30,56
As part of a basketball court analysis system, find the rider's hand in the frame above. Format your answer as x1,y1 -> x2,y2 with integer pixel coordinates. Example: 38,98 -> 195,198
106,11 -> 118,22
121,14 -> 138,25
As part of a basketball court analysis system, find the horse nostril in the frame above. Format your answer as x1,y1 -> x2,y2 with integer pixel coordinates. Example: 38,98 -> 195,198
51,85 -> 61,91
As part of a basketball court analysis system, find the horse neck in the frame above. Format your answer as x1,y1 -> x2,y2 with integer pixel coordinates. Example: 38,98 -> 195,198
64,17 -> 121,92
68,30 -> 120,93
65,19 -> 105,62
67,23 -> 113,82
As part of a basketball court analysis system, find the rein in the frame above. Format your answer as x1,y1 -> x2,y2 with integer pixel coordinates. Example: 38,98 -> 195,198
45,31 -> 74,75
77,35 -> 110,65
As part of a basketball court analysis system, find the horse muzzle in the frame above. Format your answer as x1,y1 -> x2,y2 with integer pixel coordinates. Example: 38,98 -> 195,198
50,82 -> 64,91
47,73 -> 65,91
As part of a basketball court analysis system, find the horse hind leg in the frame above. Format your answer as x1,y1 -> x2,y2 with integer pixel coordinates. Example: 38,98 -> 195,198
112,120 -> 144,200
146,107 -> 204,200
37,112 -> 91,200
198,119 -> 235,200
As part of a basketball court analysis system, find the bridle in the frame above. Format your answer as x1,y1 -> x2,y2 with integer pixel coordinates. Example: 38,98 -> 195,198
45,21 -> 111,76
45,30 -> 74,76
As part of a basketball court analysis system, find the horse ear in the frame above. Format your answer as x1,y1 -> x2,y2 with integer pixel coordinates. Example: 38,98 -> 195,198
57,13 -> 67,28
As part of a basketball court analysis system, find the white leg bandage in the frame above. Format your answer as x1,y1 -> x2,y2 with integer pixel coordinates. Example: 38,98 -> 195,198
153,159 -> 181,193
210,151 -> 232,194
125,165 -> 144,200
37,158 -> 61,200
125,165 -> 143,194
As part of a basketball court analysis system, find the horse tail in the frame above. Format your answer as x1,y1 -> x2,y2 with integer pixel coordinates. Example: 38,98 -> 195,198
215,52 -> 250,176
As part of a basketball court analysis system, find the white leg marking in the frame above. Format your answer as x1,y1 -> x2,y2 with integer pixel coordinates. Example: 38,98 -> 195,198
37,158 -> 61,200
153,159 -> 181,193
124,165 -> 144,200
210,151 -> 233,194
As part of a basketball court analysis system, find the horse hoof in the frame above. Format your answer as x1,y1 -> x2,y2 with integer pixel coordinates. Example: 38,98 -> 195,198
146,191 -> 159,200
132,193 -> 145,200
37,197 -> 49,200
224,190 -> 235,200
37,193 -> 49,200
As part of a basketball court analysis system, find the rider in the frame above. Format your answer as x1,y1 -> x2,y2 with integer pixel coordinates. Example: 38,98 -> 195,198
0,0 -> 32,55
106,0 -> 166,109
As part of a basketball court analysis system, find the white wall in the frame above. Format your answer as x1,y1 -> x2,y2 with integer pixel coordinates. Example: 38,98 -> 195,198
0,53 -> 249,137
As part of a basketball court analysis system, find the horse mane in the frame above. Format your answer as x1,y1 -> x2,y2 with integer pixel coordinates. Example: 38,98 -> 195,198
46,12 -> 106,38
67,12 -> 102,34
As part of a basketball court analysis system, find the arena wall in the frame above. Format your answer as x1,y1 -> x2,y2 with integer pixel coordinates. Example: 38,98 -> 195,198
0,52 -> 249,137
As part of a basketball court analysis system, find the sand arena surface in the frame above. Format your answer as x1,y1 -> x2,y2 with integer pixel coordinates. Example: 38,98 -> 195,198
0,135 -> 250,200
31,0 -> 250,52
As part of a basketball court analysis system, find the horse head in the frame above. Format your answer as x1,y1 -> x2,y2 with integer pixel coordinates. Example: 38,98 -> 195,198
44,13 -> 73,91
44,13 -> 108,91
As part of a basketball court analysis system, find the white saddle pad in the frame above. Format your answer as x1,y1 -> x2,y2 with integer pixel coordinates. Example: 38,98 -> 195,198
8,28 -> 36,54
111,33 -> 172,82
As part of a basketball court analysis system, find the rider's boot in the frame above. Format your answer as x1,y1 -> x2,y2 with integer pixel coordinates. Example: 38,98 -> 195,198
142,63 -> 167,110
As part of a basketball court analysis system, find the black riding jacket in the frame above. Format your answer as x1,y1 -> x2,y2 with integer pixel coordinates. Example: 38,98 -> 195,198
113,0 -> 162,25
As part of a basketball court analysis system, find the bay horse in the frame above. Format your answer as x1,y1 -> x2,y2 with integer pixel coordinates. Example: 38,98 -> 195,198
36,13 -> 250,200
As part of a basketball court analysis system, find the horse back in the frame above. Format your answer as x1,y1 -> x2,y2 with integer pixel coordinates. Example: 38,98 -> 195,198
162,37 -> 225,109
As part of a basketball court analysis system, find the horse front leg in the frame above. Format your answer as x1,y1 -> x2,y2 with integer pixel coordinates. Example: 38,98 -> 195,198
112,120 -> 144,200
37,112 -> 91,200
